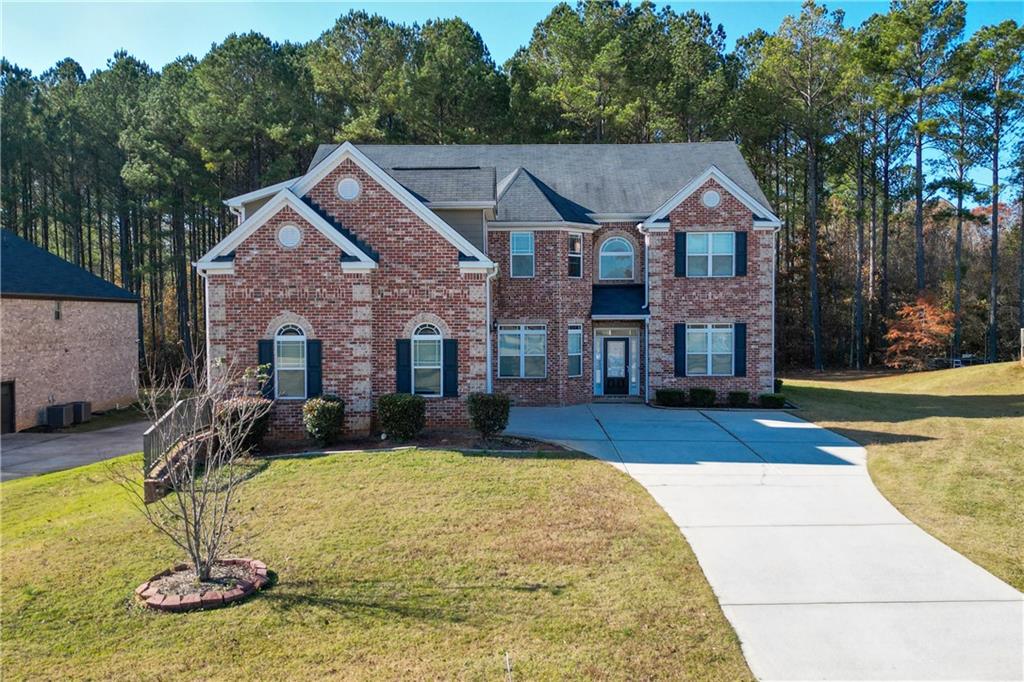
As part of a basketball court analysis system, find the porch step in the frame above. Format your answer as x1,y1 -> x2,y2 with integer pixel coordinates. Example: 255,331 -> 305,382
593,396 -> 644,404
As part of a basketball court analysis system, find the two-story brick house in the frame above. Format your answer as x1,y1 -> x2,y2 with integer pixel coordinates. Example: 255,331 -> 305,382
196,142 -> 781,437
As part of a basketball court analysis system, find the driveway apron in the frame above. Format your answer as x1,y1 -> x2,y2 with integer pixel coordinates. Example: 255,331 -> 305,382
507,404 -> 1024,681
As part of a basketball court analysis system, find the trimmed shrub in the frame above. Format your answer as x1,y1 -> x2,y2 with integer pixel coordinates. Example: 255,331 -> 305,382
688,387 -> 716,407
655,388 -> 687,407
378,393 -> 426,441
759,393 -> 786,408
774,378 -> 784,393
303,394 -> 345,446
216,396 -> 271,453
727,391 -> 750,408
467,393 -> 511,439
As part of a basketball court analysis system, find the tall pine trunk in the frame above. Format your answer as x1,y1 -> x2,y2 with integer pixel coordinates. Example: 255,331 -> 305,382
987,102 -> 1001,363
914,99 -> 926,292
808,139 -> 823,371
854,135 -> 865,370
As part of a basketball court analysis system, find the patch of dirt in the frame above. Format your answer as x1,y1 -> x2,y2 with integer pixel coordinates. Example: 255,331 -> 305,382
151,563 -> 255,597
262,430 -> 566,455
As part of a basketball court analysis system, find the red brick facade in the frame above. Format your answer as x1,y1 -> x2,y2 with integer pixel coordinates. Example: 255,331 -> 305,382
647,179 -> 775,396
204,153 -> 775,438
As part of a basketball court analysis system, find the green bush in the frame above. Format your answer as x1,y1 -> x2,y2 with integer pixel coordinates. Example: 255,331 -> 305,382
774,378 -> 784,393
688,387 -> 716,407
378,393 -> 426,441
467,393 -> 511,438
216,396 -> 272,453
759,393 -> 786,408
655,388 -> 687,407
727,391 -> 750,407
303,394 -> 345,446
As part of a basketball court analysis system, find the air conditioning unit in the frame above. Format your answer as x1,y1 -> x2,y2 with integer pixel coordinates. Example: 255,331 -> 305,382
46,404 -> 73,429
71,401 -> 92,424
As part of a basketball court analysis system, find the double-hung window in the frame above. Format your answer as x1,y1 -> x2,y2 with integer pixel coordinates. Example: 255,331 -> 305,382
567,233 -> 583,278
686,323 -> 734,376
275,324 -> 307,399
567,324 -> 583,377
510,232 -> 535,278
412,324 -> 442,396
498,324 -> 546,378
686,232 -> 735,277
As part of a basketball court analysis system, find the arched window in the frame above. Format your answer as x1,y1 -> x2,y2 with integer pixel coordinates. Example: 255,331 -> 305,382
275,324 -> 306,399
412,324 -> 442,396
599,237 -> 634,280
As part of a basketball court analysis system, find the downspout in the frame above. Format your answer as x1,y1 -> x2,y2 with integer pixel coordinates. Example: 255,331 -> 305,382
485,265 -> 498,393
638,222 -> 651,403
200,269 -> 211,379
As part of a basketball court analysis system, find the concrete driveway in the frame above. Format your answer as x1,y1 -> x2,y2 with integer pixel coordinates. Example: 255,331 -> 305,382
0,421 -> 147,481
508,403 -> 1024,681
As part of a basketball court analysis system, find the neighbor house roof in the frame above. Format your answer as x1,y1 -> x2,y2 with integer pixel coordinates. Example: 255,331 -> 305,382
307,142 -> 774,223
1,229 -> 138,302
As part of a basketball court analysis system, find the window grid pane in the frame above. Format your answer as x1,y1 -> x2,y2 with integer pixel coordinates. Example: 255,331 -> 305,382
511,254 -> 534,277
498,325 -> 547,378
687,233 -> 709,254
711,232 -> 734,254
711,255 -> 734,276
277,369 -> 305,398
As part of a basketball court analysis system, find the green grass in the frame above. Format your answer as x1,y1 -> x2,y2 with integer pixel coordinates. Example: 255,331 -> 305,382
1,449 -> 751,680
785,362 -> 1024,590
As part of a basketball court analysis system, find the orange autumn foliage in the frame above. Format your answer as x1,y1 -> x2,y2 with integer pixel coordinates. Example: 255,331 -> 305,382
884,295 -> 955,371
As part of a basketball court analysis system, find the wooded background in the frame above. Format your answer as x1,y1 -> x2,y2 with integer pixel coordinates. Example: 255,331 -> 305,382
2,0 -> 1022,373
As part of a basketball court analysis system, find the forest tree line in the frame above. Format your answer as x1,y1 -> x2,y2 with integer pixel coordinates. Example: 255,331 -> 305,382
2,0 -> 1022,372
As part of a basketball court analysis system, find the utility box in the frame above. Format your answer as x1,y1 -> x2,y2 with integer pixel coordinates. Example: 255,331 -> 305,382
46,404 -> 73,429
71,401 -> 92,424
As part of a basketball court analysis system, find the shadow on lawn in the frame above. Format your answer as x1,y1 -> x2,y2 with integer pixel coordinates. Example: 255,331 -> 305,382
790,386 -> 1024,422
260,577 -> 568,623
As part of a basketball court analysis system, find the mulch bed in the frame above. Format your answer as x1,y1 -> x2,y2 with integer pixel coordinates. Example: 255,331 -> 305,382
135,558 -> 270,612
261,430 -> 566,456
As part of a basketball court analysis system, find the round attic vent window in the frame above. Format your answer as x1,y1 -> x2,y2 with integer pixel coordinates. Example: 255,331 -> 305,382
337,177 -> 361,201
277,224 -> 302,249
701,189 -> 722,208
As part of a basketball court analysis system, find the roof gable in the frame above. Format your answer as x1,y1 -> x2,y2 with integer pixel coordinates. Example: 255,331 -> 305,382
642,166 -> 782,229
1,229 -> 137,302
291,142 -> 493,264
196,189 -> 378,272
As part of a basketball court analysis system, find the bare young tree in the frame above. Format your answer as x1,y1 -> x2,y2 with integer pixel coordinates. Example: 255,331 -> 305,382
116,347 -> 271,582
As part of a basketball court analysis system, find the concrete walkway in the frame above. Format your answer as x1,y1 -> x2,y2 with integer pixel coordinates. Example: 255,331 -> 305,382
507,403 -> 1024,681
1,421 -> 147,481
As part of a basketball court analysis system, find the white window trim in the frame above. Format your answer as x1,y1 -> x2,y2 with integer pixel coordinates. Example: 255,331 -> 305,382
497,324 -> 547,379
274,324 -> 307,400
568,232 -> 583,279
686,323 -> 735,377
510,231 -> 535,278
598,236 -> 635,280
412,324 -> 443,398
686,231 -> 736,278
568,324 -> 583,377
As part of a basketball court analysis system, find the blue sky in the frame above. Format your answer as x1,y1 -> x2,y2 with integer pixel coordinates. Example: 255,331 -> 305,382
3,1 -> 1021,76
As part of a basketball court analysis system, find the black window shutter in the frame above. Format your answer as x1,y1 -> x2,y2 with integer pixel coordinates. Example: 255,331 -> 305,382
442,339 -> 458,397
734,323 -> 747,377
307,340 -> 322,397
395,340 -> 412,393
257,339 -> 274,398
735,232 -> 748,276
674,233 -> 687,277
674,323 -> 687,377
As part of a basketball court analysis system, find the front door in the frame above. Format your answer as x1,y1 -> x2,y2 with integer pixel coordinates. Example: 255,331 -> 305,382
603,338 -> 629,395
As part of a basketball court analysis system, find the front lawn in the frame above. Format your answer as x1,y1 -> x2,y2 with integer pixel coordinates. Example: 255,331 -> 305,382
1,448 -> 751,680
785,362 -> 1024,591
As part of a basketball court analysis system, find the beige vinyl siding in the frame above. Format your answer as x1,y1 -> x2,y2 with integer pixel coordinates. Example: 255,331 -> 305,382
434,209 -> 486,253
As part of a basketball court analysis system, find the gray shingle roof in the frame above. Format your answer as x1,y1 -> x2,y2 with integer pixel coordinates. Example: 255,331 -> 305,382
496,168 -> 596,224
1,229 -> 138,302
386,167 -> 496,203
308,143 -> 773,222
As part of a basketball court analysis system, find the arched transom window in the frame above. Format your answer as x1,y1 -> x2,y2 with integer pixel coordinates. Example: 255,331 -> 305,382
599,237 -> 634,280
275,324 -> 306,399
412,324 -> 442,396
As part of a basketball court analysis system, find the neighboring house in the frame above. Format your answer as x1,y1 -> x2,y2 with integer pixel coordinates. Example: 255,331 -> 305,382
0,229 -> 139,433
197,142 -> 781,437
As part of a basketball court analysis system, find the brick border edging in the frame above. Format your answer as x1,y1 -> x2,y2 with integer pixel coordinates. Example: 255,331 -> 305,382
134,558 -> 271,612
